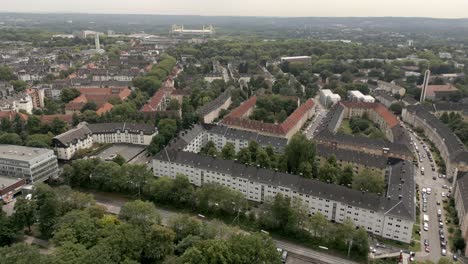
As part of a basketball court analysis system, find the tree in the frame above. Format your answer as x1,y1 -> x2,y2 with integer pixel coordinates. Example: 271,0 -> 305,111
168,99 -> 180,111
10,80 -> 27,92
52,210 -> 99,248
236,148 -> 251,164
112,154 -> 126,165
12,197 -> 36,233
256,148 -> 271,168
35,184 -> 61,238
0,211 -> 18,246
0,66 -> 16,81
284,134 -> 316,175
81,102 -> 97,113
60,88 -> 81,103
352,169 -> 385,194
168,214 -> 203,242
0,243 -> 48,264
339,166 -> 354,186
0,133 -> 22,145
221,143 -> 236,160
142,225 -> 175,263
307,212 -> 329,238
228,233 -> 282,264
119,200 -> 161,229
390,102 -> 404,115
200,140 -> 218,157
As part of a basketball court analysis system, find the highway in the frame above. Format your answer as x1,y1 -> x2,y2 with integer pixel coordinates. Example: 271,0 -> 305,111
89,191 -> 357,264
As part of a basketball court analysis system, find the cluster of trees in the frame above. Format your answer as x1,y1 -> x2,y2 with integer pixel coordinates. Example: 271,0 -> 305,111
0,184 -> 282,264
318,156 -> 386,194
0,66 -> 28,92
0,115 -> 67,148
200,134 -> 318,178
133,54 -> 177,96
250,95 -> 297,123
341,115 -> 387,140
59,156 -> 370,260
440,112 -> 468,147
147,118 -> 179,155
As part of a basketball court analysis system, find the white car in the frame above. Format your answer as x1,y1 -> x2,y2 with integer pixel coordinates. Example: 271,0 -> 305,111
423,222 -> 429,231
441,192 -> 446,197
427,188 -> 432,194
422,188 -> 427,194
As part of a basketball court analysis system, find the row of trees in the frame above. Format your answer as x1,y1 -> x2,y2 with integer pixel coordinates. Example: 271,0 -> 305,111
60,157 -> 370,259
132,54 -> 177,96
0,184 -> 282,264
199,134 -> 385,194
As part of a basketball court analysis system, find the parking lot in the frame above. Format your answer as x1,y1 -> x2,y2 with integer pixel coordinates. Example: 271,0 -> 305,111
95,144 -> 146,162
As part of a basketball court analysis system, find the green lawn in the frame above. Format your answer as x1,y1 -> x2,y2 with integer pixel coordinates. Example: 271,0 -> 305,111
338,120 -> 353,135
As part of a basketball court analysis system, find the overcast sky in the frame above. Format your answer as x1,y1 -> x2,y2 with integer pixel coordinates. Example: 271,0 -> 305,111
2,0 -> 468,18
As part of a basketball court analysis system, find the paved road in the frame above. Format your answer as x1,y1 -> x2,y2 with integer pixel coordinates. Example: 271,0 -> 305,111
90,191 -> 356,264
403,125 -> 452,262
305,98 -> 328,139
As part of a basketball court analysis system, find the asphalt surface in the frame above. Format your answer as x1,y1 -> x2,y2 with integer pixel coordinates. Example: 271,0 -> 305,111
96,143 -> 146,161
404,125 -> 453,262
89,190 -> 357,264
305,98 -> 328,139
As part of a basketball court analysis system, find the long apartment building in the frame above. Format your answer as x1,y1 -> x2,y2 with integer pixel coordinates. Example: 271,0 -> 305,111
53,122 -> 158,160
153,126 -> 416,243
0,145 -> 58,183
316,102 -> 412,160
402,105 -> 468,178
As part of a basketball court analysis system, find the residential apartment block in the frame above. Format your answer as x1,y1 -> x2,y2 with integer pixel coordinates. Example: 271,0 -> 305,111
153,129 -> 415,243
53,122 -> 158,160
0,145 -> 58,183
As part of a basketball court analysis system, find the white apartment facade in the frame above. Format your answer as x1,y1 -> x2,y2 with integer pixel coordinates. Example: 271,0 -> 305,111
153,154 -> 414,243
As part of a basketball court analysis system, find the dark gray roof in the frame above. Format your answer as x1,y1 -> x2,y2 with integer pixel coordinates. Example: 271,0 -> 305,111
53,124 -> 92,147
456,172 -> 468,213
433,102 -> 468,114
87,122 -> 157,135
317,144 -> 388,169
385,161 -> 416,220
406,105 -> 468,163
204,124 -> 288,150
374,90 -> 397,102
155,147 -> 415,220
197,88 -> 231,116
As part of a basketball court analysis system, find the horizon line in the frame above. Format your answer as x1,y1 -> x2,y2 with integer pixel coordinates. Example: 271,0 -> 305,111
0,11 -> 467,20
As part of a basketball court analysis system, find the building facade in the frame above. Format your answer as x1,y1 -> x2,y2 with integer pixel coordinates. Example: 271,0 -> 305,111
0,145 -> 58,183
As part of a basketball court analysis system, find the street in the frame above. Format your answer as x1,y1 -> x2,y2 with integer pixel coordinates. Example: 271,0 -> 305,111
403,124 -> 453,262
89,191 -> 357,264
305,97 -> 328,139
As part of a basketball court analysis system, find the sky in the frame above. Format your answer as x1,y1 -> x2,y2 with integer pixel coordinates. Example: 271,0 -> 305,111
1,0 -> 468,18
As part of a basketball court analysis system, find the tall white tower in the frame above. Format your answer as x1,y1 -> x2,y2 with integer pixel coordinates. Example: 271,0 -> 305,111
420,70 -> 431,103
95,33 -> 100,50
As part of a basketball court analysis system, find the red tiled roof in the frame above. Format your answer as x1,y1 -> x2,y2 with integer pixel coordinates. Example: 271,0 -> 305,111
281,99 -> 315,133
0,111 -> 28,121
418,84 -> 458,97
96,102 -> 114,115
222,97 -> 315,136
340,101 -> 399,128
225,96 -> 257,119
40,114 -> 73,124
141,89 -> 167,113
66,87 -> 131,111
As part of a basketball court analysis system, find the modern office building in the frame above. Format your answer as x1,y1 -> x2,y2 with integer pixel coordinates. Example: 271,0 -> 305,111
0,145 -> 58,183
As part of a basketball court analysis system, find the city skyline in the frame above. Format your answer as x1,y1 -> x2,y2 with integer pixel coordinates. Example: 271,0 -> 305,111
1,0 -> 468,19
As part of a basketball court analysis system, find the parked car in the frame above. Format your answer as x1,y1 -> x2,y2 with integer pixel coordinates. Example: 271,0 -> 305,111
424,239 -> 429,246
441,248 -> 447,256
425,246 -> 430,253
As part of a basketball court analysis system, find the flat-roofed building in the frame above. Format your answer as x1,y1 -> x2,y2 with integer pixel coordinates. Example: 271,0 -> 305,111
0,145 -> 58,183
280,56 -> 312,65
